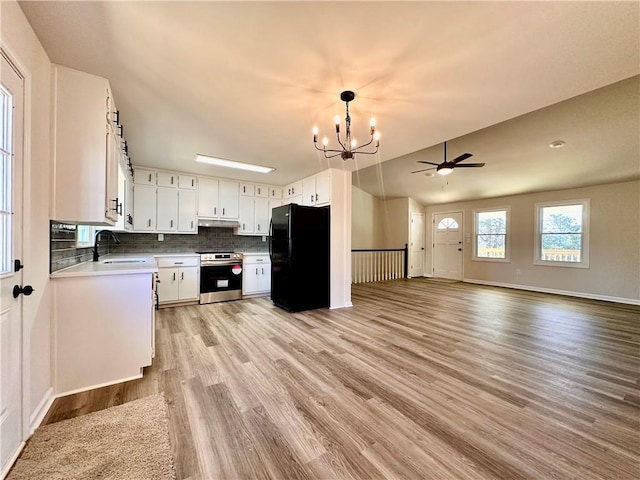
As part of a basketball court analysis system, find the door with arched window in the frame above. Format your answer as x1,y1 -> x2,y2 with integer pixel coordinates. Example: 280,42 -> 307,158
432,212 -> 463,280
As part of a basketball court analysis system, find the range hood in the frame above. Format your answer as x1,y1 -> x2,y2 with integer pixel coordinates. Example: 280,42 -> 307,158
197,219 -> 241,228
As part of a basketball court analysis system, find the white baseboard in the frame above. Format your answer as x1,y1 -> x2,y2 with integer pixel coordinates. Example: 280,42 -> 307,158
330,301 -> 353,309
55,372 -> 143,399
29,386 -> 54,434
463,278 -> 640,305
1,441 -> 25,479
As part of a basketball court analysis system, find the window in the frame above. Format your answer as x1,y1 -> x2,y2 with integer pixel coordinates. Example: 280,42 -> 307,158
474,207 -> 510,262
534,199 -> 589,268
0,84 -> 12,275
76,225 -> 96,248
437,217 -> 459,230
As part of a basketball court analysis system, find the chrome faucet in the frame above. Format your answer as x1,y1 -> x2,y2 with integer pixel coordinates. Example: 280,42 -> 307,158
93,230 -> 120,262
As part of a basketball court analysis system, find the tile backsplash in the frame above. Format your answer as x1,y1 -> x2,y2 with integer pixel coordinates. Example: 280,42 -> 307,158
109,228 -> 268,255
50,222 -> 109,273
50,223 -> 268,272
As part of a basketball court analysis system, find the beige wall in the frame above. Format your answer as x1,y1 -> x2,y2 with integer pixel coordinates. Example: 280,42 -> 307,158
1,1 -> 53,427
351,186 -> 384,249
381,197 -> 409,248
425,180 -> 640,302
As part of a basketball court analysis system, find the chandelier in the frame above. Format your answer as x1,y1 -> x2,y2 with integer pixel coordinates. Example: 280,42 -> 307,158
313,90 -> 380,160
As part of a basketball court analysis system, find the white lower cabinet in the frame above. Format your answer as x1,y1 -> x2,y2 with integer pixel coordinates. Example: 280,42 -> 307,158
156,256 -> 199,305
243,254 -> 271,296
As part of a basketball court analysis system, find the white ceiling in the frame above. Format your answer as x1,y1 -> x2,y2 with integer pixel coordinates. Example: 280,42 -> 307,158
19,1 -> 640,203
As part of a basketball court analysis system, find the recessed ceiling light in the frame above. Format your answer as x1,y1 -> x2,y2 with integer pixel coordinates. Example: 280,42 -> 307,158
194,154 -> 274,173
549,140 -> 566,149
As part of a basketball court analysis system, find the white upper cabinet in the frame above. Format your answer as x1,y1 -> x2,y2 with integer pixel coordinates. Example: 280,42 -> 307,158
179,175 -> 197,190
302,170 -> 331,206
157,171 -> 177,188
133,184 -> 156,231
255,185 -> 268,198
178,189 -> 197,233
134,167 -> 156,185
269,187 -> 282,199
156,187 -> 178,232
51,65 -> 119,225
219,180 -> 240,219
254,197 -> 270,234
240,183 -> 254,196
284,181 -> 302,199
197,177 -> 219,218
239,196 -> 255,234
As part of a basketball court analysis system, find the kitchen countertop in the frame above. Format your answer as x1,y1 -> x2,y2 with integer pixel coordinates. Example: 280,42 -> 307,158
50,254 -> 158,278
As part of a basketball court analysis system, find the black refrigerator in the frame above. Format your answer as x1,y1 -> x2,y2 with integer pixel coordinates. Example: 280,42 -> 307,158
269,204 -> 330,312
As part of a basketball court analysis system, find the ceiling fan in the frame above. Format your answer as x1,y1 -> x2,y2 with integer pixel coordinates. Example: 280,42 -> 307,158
411,141 -> 485,176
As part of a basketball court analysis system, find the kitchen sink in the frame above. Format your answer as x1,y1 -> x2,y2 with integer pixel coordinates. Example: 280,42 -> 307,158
100,258 -> 148,264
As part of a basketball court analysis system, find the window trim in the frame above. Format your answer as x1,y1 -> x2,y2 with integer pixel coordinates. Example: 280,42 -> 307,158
472,206 -> 510,263
76,225 -> 96,248
534,199 -> 590,269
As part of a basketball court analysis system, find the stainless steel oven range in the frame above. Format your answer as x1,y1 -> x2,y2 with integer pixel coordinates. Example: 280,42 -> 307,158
197,251 -> 244,304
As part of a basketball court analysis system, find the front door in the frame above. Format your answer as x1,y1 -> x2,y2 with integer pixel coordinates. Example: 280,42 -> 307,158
432,211 -> 463,280
0,51 -> 25,474
410,212 -> 425,277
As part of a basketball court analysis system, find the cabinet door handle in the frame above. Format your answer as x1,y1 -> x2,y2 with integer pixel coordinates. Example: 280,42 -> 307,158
181,272 -> 184,281
148,219 -> 151,227
170,219 -> 173,228
292,187 -> 295,194
174,262 -> 184,265
191,221 -> 194,229
256,268 -> 258,275
173,272 -> 176,281
262,268 -> 264,275
192,179 -> 195,187
257,224 -> 260,231
310,195 -> 313,202
148,173 -> 152,182
214,207 -> 217,215
171,176 -> 174,185
316,193 -> 319,201
242,223 -> 245,230
222,208 -> 225,215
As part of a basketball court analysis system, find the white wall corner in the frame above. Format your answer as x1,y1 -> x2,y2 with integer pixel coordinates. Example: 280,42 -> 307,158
29,386 -> 54,434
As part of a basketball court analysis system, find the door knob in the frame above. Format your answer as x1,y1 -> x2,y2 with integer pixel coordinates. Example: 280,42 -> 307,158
13,285 -> 34,298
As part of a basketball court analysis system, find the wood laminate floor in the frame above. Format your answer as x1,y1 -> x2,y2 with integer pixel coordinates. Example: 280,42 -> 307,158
43,279 -> 640,479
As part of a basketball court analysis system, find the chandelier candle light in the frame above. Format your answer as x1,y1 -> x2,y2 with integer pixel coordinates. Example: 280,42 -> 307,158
313,90 -> 380,160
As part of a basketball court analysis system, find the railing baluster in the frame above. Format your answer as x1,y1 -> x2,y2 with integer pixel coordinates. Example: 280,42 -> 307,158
350,247 -> 408,285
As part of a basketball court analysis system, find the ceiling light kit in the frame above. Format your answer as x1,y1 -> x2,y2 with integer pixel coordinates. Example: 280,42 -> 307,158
549,140 -> 566,149
411,141 -> 485,176
313,90 -> 380,160
194,155 -> 274,173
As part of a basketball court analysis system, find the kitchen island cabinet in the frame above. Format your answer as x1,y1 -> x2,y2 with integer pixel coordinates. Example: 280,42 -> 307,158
51,260 -> 156,395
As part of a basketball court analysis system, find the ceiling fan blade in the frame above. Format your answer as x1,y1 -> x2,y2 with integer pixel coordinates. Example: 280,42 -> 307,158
411,167 -> 436,174
417,161 -> 440,166
451,153 -> 473,164
454,163 -> 485,168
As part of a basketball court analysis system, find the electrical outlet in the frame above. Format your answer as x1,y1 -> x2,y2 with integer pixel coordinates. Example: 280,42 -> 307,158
262,235 -> 267,242
516,268 -> 522,276
158,233 -> 164,241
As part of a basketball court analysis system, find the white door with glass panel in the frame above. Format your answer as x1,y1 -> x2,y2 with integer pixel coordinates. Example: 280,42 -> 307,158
410,212 -> 425,277
433,212 -> 463,280
0,51 -> 25,475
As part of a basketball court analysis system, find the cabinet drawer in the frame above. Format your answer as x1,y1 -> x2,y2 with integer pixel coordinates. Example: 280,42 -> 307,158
243,254 -> 270,265
157,256 -> 199,268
